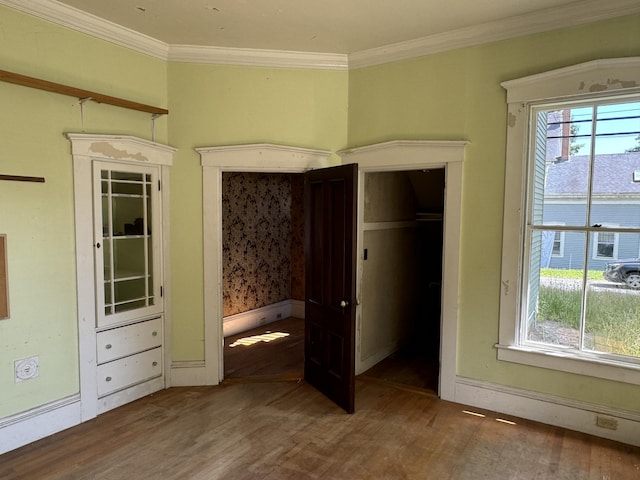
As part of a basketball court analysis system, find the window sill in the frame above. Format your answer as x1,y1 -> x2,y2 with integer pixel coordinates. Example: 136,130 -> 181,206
495,343 -> 640,386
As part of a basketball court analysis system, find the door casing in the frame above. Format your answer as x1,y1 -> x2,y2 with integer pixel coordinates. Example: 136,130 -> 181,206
199,140 -> 467,402
199,144 -> 335,385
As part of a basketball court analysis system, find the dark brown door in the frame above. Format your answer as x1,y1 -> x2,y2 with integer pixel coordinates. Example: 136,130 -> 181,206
304,163 -> 357,413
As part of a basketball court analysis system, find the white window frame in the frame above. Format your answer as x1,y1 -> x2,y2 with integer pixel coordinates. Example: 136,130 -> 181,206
497,57 -> 640,385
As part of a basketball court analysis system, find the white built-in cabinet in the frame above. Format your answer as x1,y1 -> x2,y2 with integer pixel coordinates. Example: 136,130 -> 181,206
69,134 -> 175,420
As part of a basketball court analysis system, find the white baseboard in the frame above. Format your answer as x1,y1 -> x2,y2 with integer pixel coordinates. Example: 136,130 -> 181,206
223,300 -> 304,338
170,361 -> 209,386
0,395 -> 81,455
455,377 -> 640,447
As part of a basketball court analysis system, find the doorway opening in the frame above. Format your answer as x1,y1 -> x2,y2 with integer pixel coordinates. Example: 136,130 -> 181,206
220,168 -> 445,396
221,171 -> 305,381
358,169 -> 445,393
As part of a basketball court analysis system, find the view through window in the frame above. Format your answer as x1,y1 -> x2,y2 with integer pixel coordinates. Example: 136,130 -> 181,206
524,98 -> 640,360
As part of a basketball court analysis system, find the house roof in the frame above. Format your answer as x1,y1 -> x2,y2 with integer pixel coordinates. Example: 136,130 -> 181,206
545,153 -> 640,195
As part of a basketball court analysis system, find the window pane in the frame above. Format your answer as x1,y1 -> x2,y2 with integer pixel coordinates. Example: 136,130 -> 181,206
601,233 -> 640,287
527,230 -> 586,349
585,237 -> 640,358
594,102 -> 640,155
591,199 -> 640,231
100,167 -> 154,319
590,168 -> 640,230
536,108 -> 592,227
546,230 -> 585,270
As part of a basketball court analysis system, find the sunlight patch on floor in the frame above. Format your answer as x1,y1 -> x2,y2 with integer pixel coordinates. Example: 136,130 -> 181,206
229,331 -> 290,348
496,418 -> 517,425
462,410 -> 517,425
462,410 -> 486,418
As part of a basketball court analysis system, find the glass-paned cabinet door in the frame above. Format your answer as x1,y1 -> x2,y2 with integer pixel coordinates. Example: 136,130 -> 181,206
93,162 -> 162,327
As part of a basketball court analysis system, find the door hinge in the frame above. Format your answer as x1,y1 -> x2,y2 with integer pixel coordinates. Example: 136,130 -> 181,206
158,180 -> 161,191
160,286 -> 163,297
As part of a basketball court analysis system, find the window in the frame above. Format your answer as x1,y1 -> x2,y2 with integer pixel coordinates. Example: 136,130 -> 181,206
498,58 -> 640,384
593,230 -> 618,260
545,222 -> 565,259
551,231 -> 564,257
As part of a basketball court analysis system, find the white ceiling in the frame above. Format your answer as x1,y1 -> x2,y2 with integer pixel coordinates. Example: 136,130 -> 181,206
46,0 -> 632,54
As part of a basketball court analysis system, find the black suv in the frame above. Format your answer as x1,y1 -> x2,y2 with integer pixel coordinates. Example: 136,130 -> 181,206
603,259 -> 640,288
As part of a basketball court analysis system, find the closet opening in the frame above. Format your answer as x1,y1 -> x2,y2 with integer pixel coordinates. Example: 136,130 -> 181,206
358,169 -> 445,393
221,172 -> 305,381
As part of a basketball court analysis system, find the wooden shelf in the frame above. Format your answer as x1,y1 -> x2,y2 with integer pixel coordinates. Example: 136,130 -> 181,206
0,69 -> 168,116
0,174 -> 45,183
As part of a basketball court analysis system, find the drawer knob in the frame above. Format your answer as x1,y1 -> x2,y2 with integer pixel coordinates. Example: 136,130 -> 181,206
105,344 -> 112,349
152,361 -> 158,367
152,331 -> 158,337
105,376 -> 112,382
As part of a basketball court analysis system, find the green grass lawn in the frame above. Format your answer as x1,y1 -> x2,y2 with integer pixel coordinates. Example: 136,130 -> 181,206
540,268 -> 602,280
537,282 -> 640,357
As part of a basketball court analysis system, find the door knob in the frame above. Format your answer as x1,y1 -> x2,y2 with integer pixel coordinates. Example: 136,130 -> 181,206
340,300 -> 349,308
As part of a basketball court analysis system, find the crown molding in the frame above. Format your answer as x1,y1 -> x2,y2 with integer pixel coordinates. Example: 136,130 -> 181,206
2,0 -> 639,71
349,0 -> 640,69
169,45 -> 348,71
0,0 -> 169,59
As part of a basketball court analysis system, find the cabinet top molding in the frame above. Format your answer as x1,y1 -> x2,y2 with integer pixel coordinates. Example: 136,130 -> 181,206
0,69 -> 168,116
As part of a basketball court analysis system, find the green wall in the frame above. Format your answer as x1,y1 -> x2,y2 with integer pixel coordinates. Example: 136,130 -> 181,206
167,63 -> 348,360
0,6 -> 168,418
1,1 -> 639,424
348,14 -> 640,412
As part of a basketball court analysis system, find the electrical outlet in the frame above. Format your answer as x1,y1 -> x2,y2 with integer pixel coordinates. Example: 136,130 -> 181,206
596,415 -> 618,430
276,313 -> 282,320
15,356 -> 39,382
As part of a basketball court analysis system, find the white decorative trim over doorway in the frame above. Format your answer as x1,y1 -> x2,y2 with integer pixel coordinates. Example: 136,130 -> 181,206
198,144 -> 334,385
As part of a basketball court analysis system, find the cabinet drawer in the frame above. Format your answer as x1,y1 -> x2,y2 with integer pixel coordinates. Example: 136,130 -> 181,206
97,317 -> 162,364
97,347 -> 162,397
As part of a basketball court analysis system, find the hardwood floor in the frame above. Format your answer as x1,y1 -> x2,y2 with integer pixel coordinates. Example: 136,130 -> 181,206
223,317 -> 438,395
224,317 -> 304,380
3,321 -> 637,478
359,344 -> 439,393
1,380 -> 638,479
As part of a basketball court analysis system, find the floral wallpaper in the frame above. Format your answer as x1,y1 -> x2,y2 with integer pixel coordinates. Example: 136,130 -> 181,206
222,172 -> 304,317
